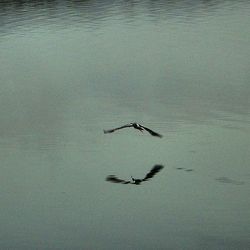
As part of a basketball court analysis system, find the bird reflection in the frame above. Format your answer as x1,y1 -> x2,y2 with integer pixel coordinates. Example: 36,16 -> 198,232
106,165 -> 164,185
104,123 -> 162,137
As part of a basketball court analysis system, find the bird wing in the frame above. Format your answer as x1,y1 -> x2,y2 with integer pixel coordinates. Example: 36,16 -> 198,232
143,165 -> 164,181
139,125 -> 162,137
106,175 -> 131,184
103,124 -> 133,134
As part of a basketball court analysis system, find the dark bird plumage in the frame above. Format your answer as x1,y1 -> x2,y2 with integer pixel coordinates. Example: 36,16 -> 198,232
103,123 -> 162,137
106,165 -> 164,185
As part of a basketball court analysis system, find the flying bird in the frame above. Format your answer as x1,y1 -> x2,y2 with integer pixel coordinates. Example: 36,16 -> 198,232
103,123 -> 162,137
106,164 -> 164,185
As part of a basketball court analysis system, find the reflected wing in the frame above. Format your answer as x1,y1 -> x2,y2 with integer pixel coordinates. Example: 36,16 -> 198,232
103,124 -> 133,134
143,165 -> 164,181
106,175 -> 131,184
140,125 -> 162,137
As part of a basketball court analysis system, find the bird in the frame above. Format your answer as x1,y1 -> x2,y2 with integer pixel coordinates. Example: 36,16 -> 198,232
106,164 -> 164,185
103,122 -> 162,137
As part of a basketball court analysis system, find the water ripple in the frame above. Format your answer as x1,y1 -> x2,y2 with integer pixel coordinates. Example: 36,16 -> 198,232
1,0 -> 249,36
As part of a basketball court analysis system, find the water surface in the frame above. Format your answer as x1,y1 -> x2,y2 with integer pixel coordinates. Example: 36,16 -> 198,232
0,0 -> 250,249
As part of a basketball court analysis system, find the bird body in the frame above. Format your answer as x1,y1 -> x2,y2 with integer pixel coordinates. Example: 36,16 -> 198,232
104,123 -> 162,137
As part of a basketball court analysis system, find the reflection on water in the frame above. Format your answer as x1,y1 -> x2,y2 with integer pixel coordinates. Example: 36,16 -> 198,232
215,176 -> 245,185
106,164 -> 164,185
0,0 -> 250,249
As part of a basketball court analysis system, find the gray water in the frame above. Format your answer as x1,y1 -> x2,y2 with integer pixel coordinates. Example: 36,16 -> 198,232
1,1 -> 250,249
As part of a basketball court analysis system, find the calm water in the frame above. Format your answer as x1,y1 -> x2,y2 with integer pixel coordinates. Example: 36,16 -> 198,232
1,0 -> 250,249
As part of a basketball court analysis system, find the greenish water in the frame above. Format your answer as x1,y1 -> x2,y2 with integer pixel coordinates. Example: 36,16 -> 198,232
0,1 -> 250,249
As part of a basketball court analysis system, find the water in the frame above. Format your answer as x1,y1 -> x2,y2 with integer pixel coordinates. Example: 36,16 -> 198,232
0,1 -> 250,249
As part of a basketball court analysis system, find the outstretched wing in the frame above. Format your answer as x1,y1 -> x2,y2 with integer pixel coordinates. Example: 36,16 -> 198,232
106,175 -> 131,184
103,124 -> 133,134
143,165 -> 164,181
140,125 -> 162,137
